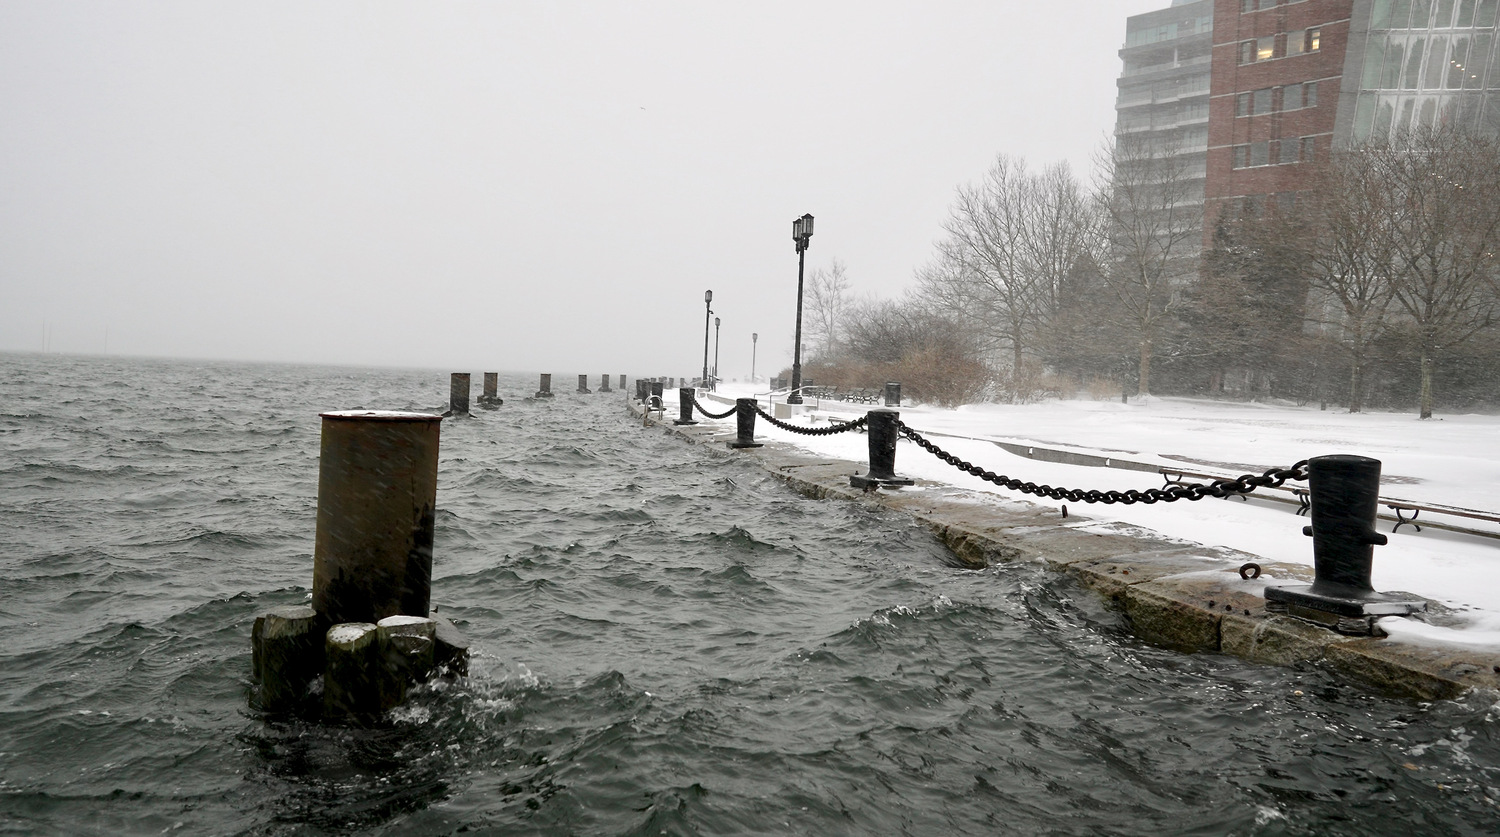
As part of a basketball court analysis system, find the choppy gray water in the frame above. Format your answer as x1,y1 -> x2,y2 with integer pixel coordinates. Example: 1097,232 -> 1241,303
1,352 -> 1498,836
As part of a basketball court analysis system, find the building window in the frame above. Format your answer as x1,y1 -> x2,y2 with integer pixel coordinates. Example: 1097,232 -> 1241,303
1242,0 -> 1278,11
1301,136 -> 1317,162
1305,81 -> 1318,107
1241,36 -> 1278,63
1306,28 -> 1320,53
1254,88 -> 1273,113
1237,92 -> 1253,116
1278,139 -> 1300,164
1233,141 -> 1273,168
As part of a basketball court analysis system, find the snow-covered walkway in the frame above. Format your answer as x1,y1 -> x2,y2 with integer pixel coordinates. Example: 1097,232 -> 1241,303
690,385 -> 1500,648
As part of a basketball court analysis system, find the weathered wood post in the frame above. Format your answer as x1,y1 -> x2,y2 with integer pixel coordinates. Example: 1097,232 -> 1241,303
311,411 -> 442,625
728,398 -> 763,449
851,409 -> 914,489
674,387 -> 698,425
449,373 -> 470,416
535,373 -> 554,398
251,605 -> 321,713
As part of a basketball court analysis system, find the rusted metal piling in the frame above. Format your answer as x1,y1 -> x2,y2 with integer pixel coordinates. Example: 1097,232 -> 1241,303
312,411 -> 441,624
252,409 -> 469,723
449,373 -> 470,416
479,372 -> 502,408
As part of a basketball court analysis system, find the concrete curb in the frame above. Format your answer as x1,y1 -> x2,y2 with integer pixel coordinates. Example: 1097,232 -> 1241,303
633,398 -> 1500,701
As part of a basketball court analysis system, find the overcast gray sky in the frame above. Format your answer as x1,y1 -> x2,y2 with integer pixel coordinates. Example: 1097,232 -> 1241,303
2,1 -> 1166,378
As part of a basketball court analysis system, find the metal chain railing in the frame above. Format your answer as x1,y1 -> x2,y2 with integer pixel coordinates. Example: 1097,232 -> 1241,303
692,398 -> 737,420
754,404 -> 868,436
896,420 -> 1308,504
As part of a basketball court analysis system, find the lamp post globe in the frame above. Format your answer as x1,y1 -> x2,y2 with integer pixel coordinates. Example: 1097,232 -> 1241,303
788,213 -> 814,405
702,290 -> 713,391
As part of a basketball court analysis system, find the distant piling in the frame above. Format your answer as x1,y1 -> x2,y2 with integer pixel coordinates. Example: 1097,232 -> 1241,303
536,373 -> 554,398
479,373 -> 502,408
600,374 -> 612,393
449,373 -> 470,416
577,374 -> 591,394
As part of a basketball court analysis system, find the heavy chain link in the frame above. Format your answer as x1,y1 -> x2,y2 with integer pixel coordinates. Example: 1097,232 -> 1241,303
754,404 -> 868,436
896,420 -> 1308,504
692,398 -> 737,420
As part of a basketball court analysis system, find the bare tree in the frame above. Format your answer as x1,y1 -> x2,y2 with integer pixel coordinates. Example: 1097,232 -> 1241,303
1374,128 -> 1500,418
919,155 -> 1095,400
804,258 -> 852,362
1295,150 -> 1400,413
1093,134 -> 1202,396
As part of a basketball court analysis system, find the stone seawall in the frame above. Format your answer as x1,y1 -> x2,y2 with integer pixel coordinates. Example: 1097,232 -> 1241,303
632,398 -> 1500,701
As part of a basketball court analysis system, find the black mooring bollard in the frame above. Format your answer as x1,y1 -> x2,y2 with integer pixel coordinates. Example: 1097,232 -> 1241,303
728,398 -> 763,449
449,373 -> 470,416
674,387 -> 698,425
600,374 -> 612,393
577,374 -> 591,394
1264,454 -> 1424,633
851,409 -> 914,489
884,381 -> 902,407
535,373 -> 554,398
311,411 -> 442,626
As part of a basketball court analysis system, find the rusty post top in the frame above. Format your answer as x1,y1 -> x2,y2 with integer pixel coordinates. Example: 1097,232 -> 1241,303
319,410 -> 444,422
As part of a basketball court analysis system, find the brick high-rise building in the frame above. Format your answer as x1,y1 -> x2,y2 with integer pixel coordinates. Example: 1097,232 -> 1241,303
1204,0 -> 1354,240
1120,0 -> 1500,247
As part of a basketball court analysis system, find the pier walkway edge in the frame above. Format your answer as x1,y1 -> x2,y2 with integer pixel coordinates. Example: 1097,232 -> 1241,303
627,397 -> 1500,701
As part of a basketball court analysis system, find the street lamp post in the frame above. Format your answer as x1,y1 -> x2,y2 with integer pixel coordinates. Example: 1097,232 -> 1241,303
702,290 -> 713,390
751,332 -> 758,383
788,213 -> 814,404
713,317 -> 721,385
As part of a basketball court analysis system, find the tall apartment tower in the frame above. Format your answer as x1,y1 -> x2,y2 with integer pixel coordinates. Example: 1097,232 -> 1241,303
1114,0 -> 1217,225
1204,0 -> 1354,238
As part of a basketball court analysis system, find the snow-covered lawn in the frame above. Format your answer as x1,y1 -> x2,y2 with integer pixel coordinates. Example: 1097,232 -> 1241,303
692,386 -> 1500,648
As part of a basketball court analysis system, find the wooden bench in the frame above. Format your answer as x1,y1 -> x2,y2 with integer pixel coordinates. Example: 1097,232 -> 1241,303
1160,467 -> 1500,535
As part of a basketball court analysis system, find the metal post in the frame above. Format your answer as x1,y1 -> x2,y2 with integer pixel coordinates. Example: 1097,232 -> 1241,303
577,374 -> 591,394
713,316 -> 721,386
884,381 -> 901,407
311,411 -> 442,626
535,373 -> 554,398
752,332 -> 758,383
703,290 -> 713,390
674,387 -> 698,425
851,409 -> 914,489
728,398 -> 763,449
789,243 -> 807,404
1265,454 -> 1424,633
449,373 -> 470,416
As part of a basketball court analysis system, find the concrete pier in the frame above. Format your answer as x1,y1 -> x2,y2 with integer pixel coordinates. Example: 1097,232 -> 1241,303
449,373 -> 470,416
535,373 -> 554,398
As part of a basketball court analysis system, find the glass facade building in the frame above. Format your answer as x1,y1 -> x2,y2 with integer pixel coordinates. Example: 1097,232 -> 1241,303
1115,0 -> 1216,203
1342,0 -> 1500,141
